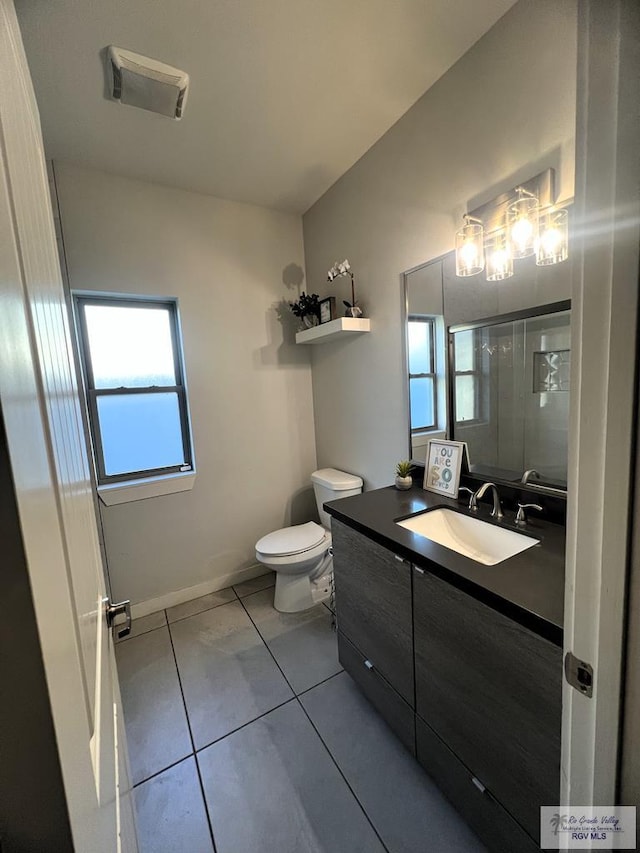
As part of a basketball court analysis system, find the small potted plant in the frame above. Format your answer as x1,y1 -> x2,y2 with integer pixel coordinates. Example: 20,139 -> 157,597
395,460 -> 414,490
327,259 -> 363,318
289,292 -> 321,329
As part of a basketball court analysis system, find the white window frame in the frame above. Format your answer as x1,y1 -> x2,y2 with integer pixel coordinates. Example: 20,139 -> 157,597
72,292 -> 196,504
408,314 -> 438,433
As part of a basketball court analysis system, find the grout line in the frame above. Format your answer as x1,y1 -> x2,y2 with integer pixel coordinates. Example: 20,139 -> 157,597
233,583 -> 275,600
237,598 -> 391,853
296,669 -> 344,698
115,616 -> 168,645
166,619 -> 218,853
166,595 -> 239,626
132,753 -> 193,789
194,696 -> 297,755
294,697 -> 391,853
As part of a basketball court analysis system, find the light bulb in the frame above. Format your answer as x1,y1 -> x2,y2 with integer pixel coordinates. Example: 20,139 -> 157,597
511,217 -> 533,252
485,230 -> 513,281
508,194 -> 538,259
536,209 -> 568,265
455,219 -> 484,277
460,241 -> 479,268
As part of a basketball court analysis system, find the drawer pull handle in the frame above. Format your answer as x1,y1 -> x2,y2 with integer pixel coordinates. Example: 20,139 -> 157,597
364,659 -> 374,671
394,554 -> 404,563
471,776 -> 486,793
414,566 -> 425,575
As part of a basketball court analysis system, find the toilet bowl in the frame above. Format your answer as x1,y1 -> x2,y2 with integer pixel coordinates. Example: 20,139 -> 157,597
255,469 -> 363,612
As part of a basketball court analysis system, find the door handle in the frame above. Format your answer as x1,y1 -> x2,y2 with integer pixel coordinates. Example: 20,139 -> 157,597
106,598 -> 132,639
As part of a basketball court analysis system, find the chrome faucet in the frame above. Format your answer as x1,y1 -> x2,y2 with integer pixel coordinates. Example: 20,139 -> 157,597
521,469 -> 541,485
470,482 -> 504,521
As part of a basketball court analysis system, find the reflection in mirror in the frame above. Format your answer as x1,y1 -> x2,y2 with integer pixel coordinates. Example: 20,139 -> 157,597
450,303 -> 570,489
404,259 -> 447,462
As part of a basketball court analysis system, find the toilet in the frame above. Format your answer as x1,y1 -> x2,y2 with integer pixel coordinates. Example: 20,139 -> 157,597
255,468 -> 363,613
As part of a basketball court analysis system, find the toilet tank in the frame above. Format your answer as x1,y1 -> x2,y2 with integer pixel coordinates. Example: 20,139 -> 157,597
311,468 -> 363,528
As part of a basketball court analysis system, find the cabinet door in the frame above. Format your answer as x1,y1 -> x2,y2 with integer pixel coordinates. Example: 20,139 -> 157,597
332,520 -> 414,704
414,569 -> 561,844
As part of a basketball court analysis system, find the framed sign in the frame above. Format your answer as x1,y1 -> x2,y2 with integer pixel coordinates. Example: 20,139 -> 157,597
319,296 -> 336,324
423,439 -> 468,498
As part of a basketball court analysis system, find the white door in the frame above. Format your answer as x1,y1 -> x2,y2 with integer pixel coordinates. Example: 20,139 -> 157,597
0,1 -> 138,850
563,0 -> 640,808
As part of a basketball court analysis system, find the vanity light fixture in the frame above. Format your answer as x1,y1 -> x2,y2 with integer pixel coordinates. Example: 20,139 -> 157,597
536,208 -> 569,265
454,168 -> 568,279
485,228 -> 514,281
455,215 -> 485,277
508,188 -> 539,259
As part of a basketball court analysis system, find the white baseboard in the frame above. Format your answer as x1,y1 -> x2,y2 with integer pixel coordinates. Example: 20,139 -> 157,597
130,563 -> 267,619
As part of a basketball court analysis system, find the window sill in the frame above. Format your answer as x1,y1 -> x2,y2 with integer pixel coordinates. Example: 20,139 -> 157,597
412,428 -> 446,447
98,471 -> 196,506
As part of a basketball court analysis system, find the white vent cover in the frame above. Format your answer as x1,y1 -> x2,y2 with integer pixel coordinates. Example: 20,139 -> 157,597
107,46 -> 189,120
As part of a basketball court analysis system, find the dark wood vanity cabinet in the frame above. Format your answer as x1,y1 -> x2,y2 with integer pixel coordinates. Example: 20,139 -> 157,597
413,568 -> 562,847
331,518 -> 562,853
331,519 -> 415,752
332,519 -> 414,704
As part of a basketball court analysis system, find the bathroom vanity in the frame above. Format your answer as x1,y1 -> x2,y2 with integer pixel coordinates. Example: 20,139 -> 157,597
326,485 -> 564,853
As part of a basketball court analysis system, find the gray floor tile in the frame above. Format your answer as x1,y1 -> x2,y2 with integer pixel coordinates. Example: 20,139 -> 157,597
170,600 -> 293,748
115,610 -> 167,643
233,571 -> 275,598
301,672 -> 486,853
166,587 -> 237,623
135,758 -> 213,853
115,627 -> 192,785
198,701 -> 386,853
243,589 -> 341,694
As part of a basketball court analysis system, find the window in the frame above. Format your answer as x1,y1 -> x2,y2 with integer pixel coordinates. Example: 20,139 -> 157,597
74,294 -> 194,488
408,316 -> 437,431
453,328 -> 481,423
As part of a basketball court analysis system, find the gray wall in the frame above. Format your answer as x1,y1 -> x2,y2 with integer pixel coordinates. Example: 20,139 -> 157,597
55,163 -> 317,607
303,0 -> 577,488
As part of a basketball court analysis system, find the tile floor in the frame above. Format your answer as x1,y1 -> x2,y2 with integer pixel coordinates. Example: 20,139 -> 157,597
116,571 -> 486,853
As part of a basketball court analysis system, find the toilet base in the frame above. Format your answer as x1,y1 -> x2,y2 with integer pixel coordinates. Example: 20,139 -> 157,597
273,570 -> 332,613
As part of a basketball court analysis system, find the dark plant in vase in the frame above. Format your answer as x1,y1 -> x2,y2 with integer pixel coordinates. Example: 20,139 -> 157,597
327,259 -> 362,318
289,292 -> 321,328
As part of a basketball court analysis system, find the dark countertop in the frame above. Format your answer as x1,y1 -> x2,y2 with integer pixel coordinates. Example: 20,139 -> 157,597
325,485 -> 565,646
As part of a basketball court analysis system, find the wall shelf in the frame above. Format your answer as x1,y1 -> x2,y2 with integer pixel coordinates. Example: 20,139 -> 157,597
295,317 -> 370,345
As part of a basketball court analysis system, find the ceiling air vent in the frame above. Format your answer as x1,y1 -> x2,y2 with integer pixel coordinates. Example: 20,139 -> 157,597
107,46 -> 189,120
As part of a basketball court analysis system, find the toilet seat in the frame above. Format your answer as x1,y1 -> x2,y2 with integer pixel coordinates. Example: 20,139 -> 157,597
256,521 -> 326,557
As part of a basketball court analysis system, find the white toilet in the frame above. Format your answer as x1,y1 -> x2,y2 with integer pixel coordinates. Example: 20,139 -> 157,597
255,468 -> 363,613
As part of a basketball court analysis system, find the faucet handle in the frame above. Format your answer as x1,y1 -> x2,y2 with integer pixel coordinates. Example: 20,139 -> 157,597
515,502 -> 543,526
458,486 -> 474,508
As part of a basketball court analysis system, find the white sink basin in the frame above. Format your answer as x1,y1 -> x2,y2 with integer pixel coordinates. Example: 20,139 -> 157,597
396,508 -> 539,566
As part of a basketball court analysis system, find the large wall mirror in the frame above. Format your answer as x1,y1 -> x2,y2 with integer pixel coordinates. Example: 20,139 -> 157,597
449,302 -> 570,489
404,243 -> 572,493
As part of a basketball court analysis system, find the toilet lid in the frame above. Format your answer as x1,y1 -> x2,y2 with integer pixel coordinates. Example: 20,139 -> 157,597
256,522 -> 327,557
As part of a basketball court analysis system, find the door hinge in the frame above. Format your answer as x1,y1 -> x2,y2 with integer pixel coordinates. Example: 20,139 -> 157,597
564,651 -> 593,698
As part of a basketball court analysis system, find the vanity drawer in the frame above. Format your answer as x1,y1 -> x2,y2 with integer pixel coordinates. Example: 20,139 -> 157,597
416,715 -> 539,853
332,519 -> 414,704
337,631 -> 415,755
413,568 -> 561,844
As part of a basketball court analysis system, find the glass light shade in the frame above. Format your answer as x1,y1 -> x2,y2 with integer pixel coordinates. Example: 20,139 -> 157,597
508,195 -> 539,259
536,209 -> 569,265
485,231 -> 514,281
455,222 -> 484,277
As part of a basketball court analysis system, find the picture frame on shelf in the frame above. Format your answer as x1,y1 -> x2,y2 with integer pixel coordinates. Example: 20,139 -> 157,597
319,296 -> 336,324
